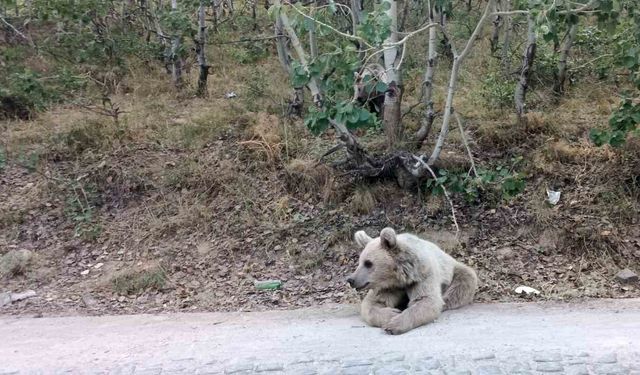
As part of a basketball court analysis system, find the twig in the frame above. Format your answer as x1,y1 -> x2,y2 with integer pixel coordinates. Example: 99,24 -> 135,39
317,143 -> 345,163
0,15 -> 35,47
454,112 -> 477,178
213,36 -> 282,45
569,54 -> 613,72
412,155 -> 460,236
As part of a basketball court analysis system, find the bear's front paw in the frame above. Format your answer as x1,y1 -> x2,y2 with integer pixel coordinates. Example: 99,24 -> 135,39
377,307 -> 401,325
383,315 -> 410,335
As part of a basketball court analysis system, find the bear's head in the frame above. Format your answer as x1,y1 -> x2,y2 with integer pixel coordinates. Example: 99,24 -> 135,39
346,227 -> 401,291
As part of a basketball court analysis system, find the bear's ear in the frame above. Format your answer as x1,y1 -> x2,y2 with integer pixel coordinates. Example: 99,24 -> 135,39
354,230 -> 373,248
380,227 -> 397,250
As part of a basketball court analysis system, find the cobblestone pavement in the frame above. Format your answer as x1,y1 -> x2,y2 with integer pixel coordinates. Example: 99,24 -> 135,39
1,299 -> 639,374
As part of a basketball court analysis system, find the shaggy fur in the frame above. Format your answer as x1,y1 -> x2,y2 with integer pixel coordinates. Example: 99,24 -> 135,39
347,227 -> 478,335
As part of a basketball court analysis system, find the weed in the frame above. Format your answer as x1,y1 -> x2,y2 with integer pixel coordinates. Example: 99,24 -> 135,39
0,146 -> 5,173
111,264 -> 168,295
480,73 -> 514,109
64,182 -> 102,241
16,149 -> 40,172
426,157 -> 526,202
0,249 -> 33,279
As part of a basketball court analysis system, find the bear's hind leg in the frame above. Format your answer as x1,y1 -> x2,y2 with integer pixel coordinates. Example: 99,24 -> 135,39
443,264 -> 478,310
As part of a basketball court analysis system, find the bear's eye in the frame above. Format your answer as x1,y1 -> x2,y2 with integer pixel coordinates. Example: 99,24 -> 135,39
364,260 -> 373,269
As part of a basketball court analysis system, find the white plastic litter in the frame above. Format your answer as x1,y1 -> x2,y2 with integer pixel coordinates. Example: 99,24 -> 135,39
515,285 -> 541,295
546,189 -> 561,205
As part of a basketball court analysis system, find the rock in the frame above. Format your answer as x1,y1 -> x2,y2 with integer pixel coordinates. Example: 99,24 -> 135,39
615,269 -> 638,284
496,247 -> 514,260
82,294 -> 98,307
0,292 -> 11,307
11,290 -> 37,302
81,269 -> 90,276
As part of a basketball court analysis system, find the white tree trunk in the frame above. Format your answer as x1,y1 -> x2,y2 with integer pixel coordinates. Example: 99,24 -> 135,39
275,0 -> 371,167
490,0 -> 502,54
514,14 -> 536,120
415,5 -> 438,147
554,23 -> 577,95
350,0 -> 365,61
196,1 -> 209,97
501,0 -> 512,76
170,0 -> 183,89
382,0 -> 403,149
428,0 -> 495,165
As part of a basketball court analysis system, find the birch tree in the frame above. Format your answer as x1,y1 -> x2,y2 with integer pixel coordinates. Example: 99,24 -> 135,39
553,22 -> 577,96
170,0 -> 183,89
381,0 -> 403,149
514,14 -> 536,121
196,0 -> 209,97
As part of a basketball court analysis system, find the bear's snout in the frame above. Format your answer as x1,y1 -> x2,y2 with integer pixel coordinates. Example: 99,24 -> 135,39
346,277 -> 355,288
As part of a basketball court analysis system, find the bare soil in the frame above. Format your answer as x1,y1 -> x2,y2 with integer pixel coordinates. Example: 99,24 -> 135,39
1,108 -> 639,317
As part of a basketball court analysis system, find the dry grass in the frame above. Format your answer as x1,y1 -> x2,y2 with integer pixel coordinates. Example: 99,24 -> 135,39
284,158 -> 339,202
348,185 -> 377,215
110,263 -> 168,295
0,249 -> 34,279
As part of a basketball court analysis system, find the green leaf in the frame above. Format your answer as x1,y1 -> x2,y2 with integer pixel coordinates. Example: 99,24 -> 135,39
328,0 -> 337,13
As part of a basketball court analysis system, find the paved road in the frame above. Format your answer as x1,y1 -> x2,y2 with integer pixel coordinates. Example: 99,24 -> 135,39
1,299 -> 639,374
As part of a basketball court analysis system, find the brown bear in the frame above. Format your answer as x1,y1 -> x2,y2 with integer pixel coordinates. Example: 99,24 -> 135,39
346,227 -> 478,335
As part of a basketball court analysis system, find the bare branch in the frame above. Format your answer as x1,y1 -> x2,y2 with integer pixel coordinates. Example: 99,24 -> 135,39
0,15 -> 35,47
454,112 -> 477,178
409,155 -> 460,235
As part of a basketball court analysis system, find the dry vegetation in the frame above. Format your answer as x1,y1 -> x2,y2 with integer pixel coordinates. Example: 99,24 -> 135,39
0,24 -> 639,316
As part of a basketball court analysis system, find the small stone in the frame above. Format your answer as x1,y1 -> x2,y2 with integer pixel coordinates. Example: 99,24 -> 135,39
341,366 -> 372,375
473,353 -> 496,361
290,358 -> 314,365
81,269 -> 90,276
94,262 -> 104,269
593,364 -> 628,375
418,358 -> 441,370
533,352 -> 562,362
118,296 -> 126,302
11,290 -> 36,302
475,365 -> 504,375
133,367 -> 162,375
537,362 -> 564,372
342,359 -> 373,368
82,294 -> 98,307
505,361 -> 530,373
290,368 -> 317,375
596,353 -> 618,364
496,247 -> 514,260
378,353 -> 405,362
566,365 -> 589,375
196,364 -> 223,375
225,363 -> 254,374
615,269 -> 638,283
0,292 -> 11,307
317,366 -> 340,375
374,365 -> 409,375
255,363 -> 284,372
568,358 -> 587,365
